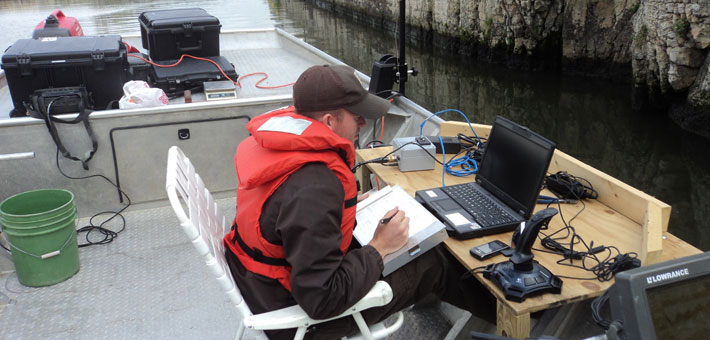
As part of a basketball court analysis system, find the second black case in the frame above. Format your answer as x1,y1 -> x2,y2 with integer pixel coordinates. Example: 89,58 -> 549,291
149,55 -> 238,97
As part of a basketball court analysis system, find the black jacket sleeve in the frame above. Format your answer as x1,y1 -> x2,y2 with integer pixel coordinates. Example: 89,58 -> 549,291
260,162 -> 383,319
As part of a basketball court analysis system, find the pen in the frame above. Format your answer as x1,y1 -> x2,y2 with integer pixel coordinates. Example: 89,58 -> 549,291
380,206 -> 400,225
380,215 -> 395,225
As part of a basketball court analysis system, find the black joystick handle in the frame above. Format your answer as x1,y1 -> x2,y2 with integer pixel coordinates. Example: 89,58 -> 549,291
510,208 -> 558,268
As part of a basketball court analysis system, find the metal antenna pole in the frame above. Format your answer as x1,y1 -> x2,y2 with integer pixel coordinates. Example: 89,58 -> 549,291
398,0 -> 407,96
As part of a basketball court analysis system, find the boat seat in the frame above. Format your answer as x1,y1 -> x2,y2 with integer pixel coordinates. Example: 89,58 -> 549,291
165,145 -> 404,340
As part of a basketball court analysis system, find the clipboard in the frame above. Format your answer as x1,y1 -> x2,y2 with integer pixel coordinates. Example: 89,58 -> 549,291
355,185 -> 448,276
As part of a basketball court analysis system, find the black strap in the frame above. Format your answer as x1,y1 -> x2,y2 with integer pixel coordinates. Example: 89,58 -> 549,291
231,223 -> 290,267
344,195 -> 358,208
34,97 -> 97,170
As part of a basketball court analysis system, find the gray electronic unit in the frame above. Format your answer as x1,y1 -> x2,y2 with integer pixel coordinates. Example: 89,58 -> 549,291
203,80 -> 237,101
608,252 -> 710,340
392,136 -> 435,172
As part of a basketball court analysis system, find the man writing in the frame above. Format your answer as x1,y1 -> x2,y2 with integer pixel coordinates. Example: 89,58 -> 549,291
224,65 -> 492,339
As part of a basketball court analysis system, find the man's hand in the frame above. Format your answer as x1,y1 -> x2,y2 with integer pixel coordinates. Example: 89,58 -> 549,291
368,207 -> 409,259
357,192 -> 370,203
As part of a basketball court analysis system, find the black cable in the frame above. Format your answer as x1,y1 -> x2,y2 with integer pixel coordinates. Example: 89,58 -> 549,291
591,290 -> 612,330
532,176 -> 639,282
587,247 -> 641,282
365,140 -> 387,148
537,223 -> 639,282
55,147 -> 131,247
544,171 -> 598,200
461,265 -> 488,280
456,133 -> 485,151
351,155 -> 395,173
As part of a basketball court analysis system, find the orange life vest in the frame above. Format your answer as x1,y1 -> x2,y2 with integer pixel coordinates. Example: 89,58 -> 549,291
223,107 -> 358,291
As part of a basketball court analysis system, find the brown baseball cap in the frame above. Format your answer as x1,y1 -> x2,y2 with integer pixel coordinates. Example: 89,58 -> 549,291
293,65 -> 392,120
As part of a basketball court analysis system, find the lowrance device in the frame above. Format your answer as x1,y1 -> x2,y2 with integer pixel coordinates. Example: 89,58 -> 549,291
608,252 -> 710,340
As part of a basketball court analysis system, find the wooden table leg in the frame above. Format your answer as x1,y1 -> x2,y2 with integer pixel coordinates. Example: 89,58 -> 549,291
496,300 -> 530,338
356,159 -> 372,194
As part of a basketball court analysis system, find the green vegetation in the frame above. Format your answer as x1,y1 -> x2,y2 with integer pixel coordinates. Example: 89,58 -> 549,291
458,28 -> 476,44
673,17 -> 691,37
483,17 -> 494,42
635,25 -> 648,41
484,17 -> 493,31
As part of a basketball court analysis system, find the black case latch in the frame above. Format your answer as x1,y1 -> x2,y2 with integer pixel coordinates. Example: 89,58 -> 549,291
18,54 -> 32,76
91,50 -> 105,71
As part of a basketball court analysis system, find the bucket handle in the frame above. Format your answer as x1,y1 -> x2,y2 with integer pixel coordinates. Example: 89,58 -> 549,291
3,230 -> 77,260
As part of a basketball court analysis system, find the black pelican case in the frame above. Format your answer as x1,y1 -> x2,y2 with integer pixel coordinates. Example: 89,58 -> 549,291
139,8 -> 221,61
126,53 -> 151,82
149,55 -> 237,97
1,35 -> 128,117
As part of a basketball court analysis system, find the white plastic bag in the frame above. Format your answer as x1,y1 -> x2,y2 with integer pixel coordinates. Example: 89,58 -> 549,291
118,80 -> 169,109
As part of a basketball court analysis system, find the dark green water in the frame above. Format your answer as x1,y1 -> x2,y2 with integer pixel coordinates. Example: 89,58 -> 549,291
1,0 -> 708,251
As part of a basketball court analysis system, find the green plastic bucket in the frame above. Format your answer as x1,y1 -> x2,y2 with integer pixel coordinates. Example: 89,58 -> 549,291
0,189 -> 80,287
1,205 -> 78,231
0,189 -> 76,224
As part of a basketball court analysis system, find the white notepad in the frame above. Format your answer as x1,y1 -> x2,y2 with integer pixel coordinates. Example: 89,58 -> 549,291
355,185 -> 448,276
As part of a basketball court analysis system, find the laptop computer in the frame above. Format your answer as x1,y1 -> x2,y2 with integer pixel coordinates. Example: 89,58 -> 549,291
415,116 -> 556,239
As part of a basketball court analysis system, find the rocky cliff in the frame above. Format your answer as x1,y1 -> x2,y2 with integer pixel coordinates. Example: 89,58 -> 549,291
316,0 -> 710,137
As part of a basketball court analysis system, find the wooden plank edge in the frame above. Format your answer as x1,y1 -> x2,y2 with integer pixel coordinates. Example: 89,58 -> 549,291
440,121 -> 492,138
550,150 -> 670,229
641,201 -> 664,265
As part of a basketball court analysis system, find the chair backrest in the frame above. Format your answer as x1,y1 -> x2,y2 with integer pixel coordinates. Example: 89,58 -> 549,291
166,146 -> 266,340
166,146 -> 404,340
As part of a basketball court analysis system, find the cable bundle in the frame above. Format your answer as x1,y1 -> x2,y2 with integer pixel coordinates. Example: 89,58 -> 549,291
544,171 -> 598,200
536,175 -> 640,282
591,290 -> 612,329
442,134 -> 485,177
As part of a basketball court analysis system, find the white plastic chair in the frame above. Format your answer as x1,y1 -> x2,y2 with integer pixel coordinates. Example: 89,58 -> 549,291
165,146 -> 403,340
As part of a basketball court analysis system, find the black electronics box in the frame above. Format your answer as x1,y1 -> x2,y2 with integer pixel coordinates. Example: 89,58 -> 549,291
1,35 -> 128,117
127,53 -> 152,82
149,55 -> 237,97
139,8 -> 221,61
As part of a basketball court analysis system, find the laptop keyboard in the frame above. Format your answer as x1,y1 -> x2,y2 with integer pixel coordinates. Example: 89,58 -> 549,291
441,183 -> 517,227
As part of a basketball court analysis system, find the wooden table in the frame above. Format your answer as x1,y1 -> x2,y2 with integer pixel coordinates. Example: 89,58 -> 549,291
355,121 -> 702,338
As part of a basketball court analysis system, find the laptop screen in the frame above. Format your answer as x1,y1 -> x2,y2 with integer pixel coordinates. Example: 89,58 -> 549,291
476,116 -> 556,218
